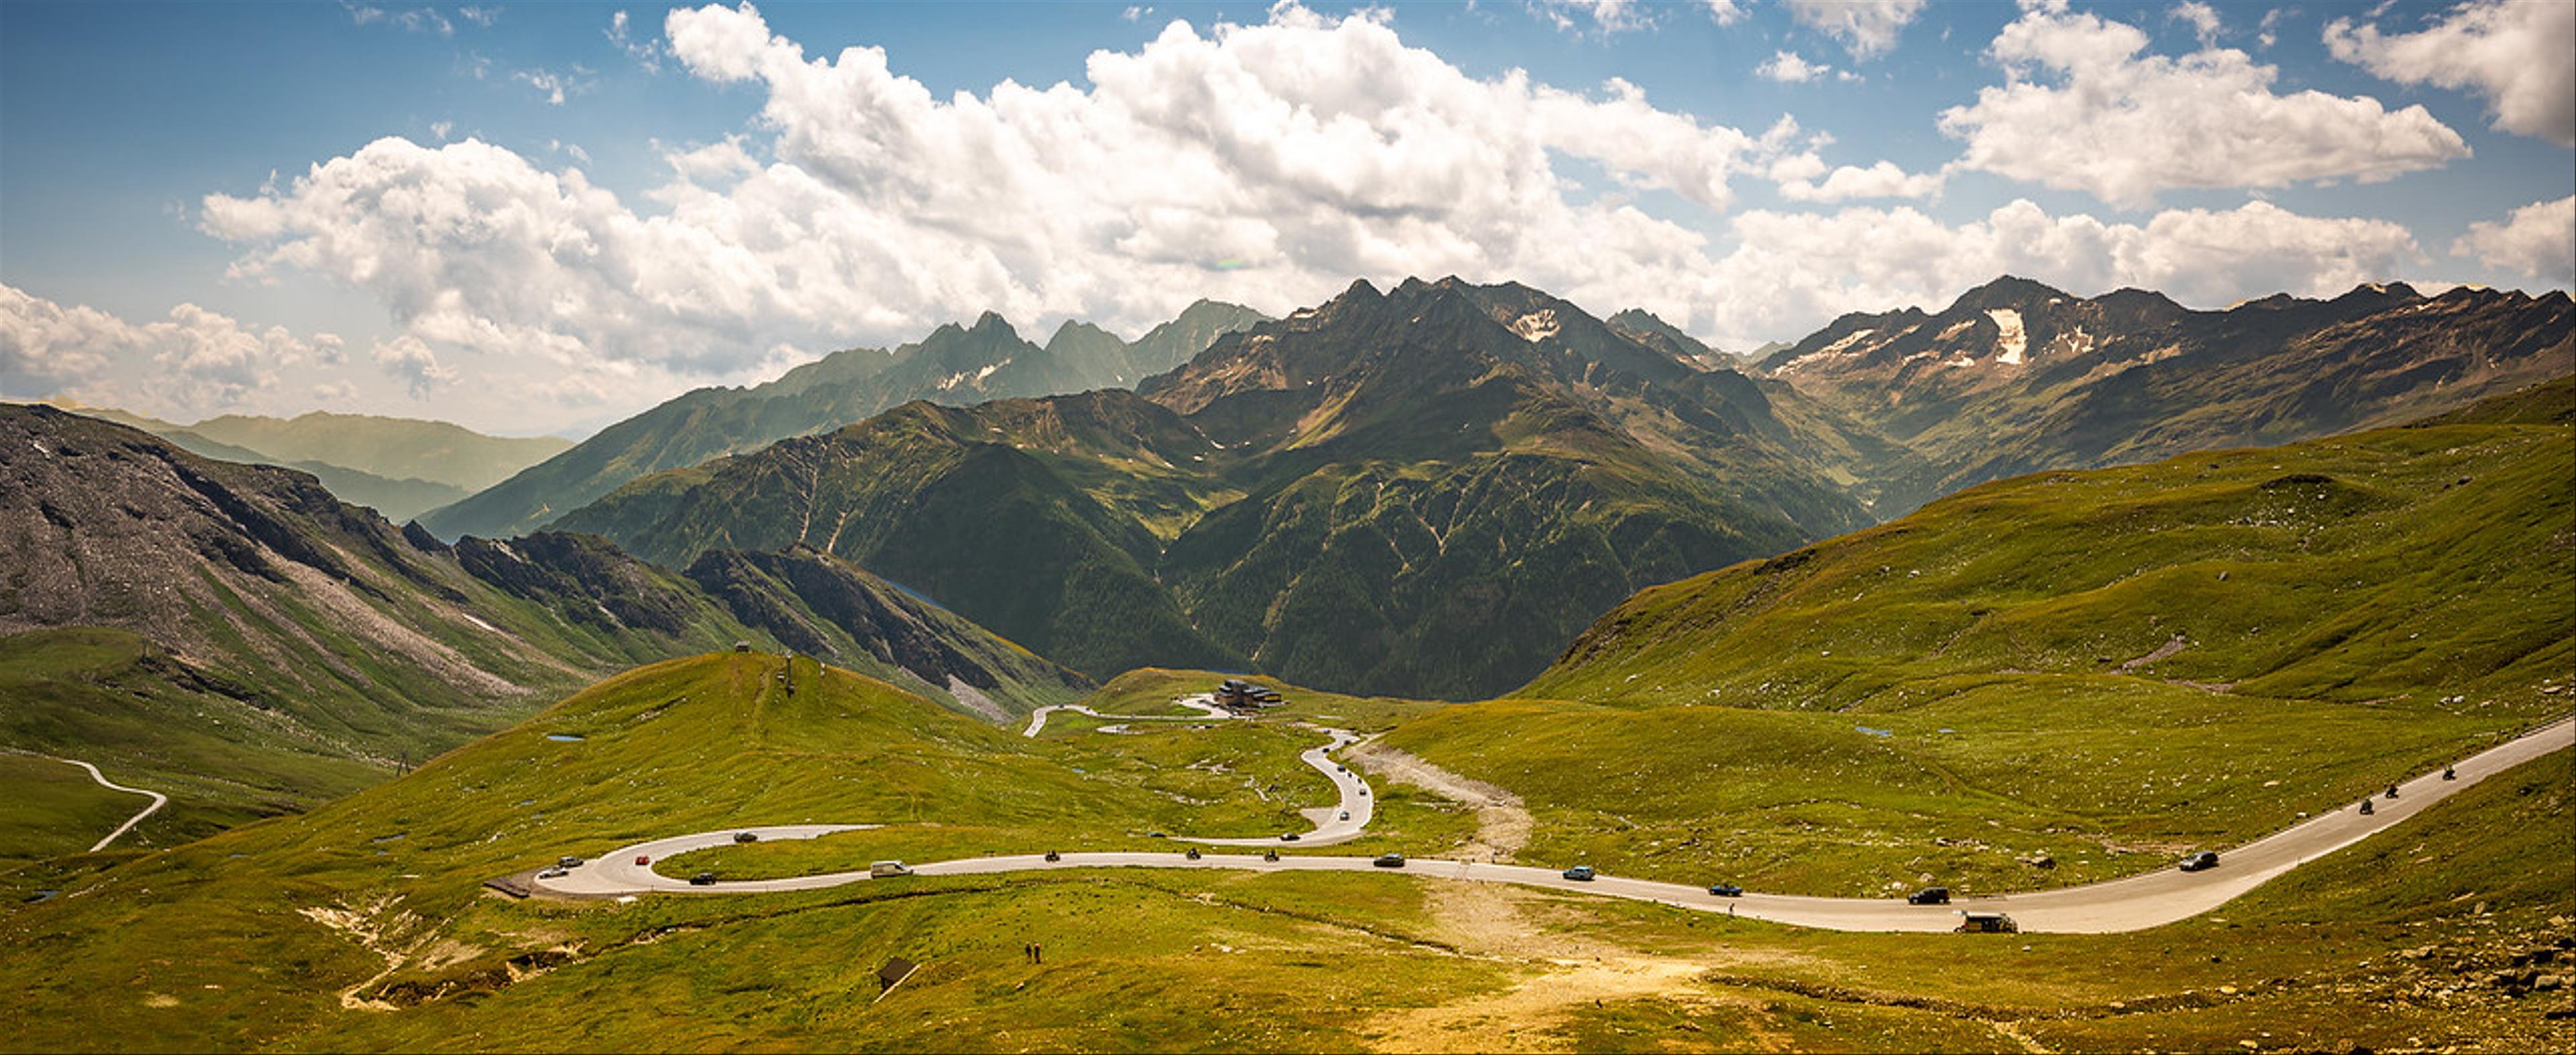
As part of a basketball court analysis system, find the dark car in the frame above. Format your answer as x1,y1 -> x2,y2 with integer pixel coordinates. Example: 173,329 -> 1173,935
1185,848 -> 1202,860
2179,850 -> 2219,872
1279,832 -> 1301,842
635,855 -> 651,866
689,872 -> 718,886
1907,887 -> 1951,905
1044,850 -> 1061,862
557,855 -> 584,868
733,832 -> 759,844
1563,865 -> 1596,881
1708,883 -> 1743,897
1374,854 -> 1406,868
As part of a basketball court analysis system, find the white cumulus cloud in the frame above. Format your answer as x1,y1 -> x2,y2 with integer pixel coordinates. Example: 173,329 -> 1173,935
2326,0 -> 2576,147
1756,50 -> 1833,83
0,285 -> 345,415
178,2 -> 2468,415
1776,160 -> 1946,202
2453,195 -> 2576,283
1941,1 -> 2468,208
1784,0 -> 1925,59
1688,199 -> 2426,348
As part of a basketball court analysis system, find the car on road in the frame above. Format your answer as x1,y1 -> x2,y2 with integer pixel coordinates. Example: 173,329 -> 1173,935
733,832 -> 759,844
1185,848 -> 1203,860
1339,811 -> 1350,820
1044,850 -> 1061,862
1907,887 -> 1951,905
1374,854 -> 1406,868
1279,832 -> 1300,842
1708,883 -> 1743,897
537,867 -> 568,879
557,856 -> 584,868
1148,831 -> 1167,838
634,855 -> 651,866
869,860 -> 914,878
2178,850 -> 2219,872
689,872 -> 717,886
1563,865 -> 1595,881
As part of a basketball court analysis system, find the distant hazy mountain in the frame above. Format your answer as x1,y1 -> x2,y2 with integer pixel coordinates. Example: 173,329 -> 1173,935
52,404 -> 563,521
0,406 -> 1087,836
559,278 -> 1868,697
1755,277 -> 2575,503
421,299 -> 1267,541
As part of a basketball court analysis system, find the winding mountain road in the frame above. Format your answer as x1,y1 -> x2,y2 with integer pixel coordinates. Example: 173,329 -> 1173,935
532,716 -> 2571,934
1022,694 -> 1232,737
55,756 -> 168,852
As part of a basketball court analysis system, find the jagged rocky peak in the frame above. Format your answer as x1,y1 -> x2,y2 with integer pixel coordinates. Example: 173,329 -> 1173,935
1943,274 -> 2072,314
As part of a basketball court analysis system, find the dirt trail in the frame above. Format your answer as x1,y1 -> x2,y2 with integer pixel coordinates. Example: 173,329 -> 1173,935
1349,742 -> 1802,1052
1342,740 -> 1530,861
1369,958 -> 1720,1053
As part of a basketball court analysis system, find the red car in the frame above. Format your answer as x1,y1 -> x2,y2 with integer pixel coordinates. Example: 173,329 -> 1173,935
635,855 -> 652,866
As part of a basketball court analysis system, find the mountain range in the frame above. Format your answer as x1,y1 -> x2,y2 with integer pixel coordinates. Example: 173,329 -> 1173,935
49,405 -> 572,522
418,299 -> 1268,540
542,274 -> 2569,700
26,275 -> 2573,706
1756,278 -> 2573,499
553,277 -> 1890,698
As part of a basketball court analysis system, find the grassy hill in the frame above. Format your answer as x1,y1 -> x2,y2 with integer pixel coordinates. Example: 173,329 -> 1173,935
0,407 -> 1093,854
1,650 -> 2563,1052
0,652 -> 1494,1051
1377,393 -> 2572,896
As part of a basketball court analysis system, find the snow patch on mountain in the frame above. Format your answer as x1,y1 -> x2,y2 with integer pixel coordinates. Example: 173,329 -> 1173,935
1986,309 -> 2026,366
1511,309 -> 1560,342
1783,328 -> 1878,372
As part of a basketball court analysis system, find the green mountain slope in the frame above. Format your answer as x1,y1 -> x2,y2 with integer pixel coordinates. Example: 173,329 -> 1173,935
555,392 -> 1246,679
1375,387 -> 2571,895
561,279 -> 1869,697
0,407 -> 1092,845
421,302 -> 1267,540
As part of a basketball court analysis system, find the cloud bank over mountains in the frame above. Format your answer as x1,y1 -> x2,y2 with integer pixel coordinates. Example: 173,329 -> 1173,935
5,0 -> 2569,428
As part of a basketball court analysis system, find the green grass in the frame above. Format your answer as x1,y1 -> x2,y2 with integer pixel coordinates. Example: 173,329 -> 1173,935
1378,418 -> 2573,895
0,627 -> 390,853
0,652 -> 1503,1052
0,754 -> 148,866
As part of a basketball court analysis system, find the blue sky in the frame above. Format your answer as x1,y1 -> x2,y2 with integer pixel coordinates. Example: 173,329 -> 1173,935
3,0 -> 2569,436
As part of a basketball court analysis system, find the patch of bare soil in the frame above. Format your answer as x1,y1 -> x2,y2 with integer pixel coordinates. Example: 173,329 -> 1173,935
1343,740 -> 1531,861
1348,742 -> 1827,1052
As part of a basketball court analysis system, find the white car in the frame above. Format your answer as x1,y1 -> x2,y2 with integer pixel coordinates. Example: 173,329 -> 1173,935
537,866 -> 568,879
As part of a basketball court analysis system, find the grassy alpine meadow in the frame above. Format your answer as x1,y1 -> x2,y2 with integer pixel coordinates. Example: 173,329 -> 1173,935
0,652 -> 1480,1052
1378,413 -> 2573,897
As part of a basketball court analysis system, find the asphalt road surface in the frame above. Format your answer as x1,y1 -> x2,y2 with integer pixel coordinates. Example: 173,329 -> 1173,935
1180,725 -> 1373,847
1022,694 -> 1232,737
532,716 -> 2570,934
54,756 -> 168,852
